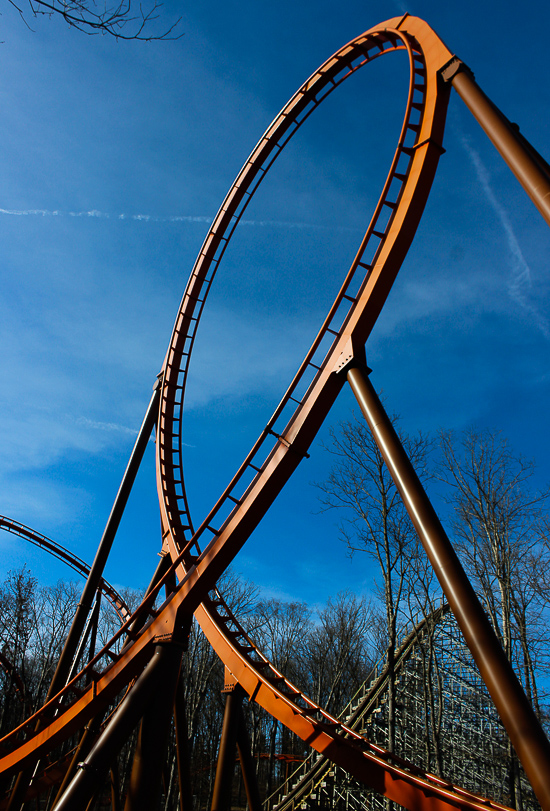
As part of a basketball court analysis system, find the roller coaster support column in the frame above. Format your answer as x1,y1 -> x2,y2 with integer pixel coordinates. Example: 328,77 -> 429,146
54,641 -> 183,811
441,59 -> 550,228
124,641 -> 183,811
52,717 -> 104,807
345,361 -> 550,811
211,672 -> 252,811
236,705 -> 262,811
49,377 -> 162,702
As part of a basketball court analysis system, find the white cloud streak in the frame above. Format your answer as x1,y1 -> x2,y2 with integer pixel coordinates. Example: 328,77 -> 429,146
73,417 -> 195,446
0,208 -> 60,216
392,0 -> 408,14
74,416 -> 139,437
0,206 -> 359,232
461,136 -> 549,339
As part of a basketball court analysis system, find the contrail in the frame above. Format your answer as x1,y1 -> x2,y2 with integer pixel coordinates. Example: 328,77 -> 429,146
0,206 -> 359,233
75,416 -> 140,437
0,208 -> 61,216
74,416 -> 195,446
461,136 -> 549,339
0,207 -> 211,222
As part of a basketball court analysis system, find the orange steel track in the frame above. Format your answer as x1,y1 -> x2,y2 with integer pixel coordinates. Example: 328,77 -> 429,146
0,515 -> 130,620
1,14 -> 548,811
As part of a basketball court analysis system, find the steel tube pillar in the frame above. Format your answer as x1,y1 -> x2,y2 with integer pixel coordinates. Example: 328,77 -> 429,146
211,679 -> 244,811
442,61 -> 550,227
48,378 -> 162,702
123,642 -> 184,811
346,362 -> 550,811
53,643 -> 176,811
236,707 -> 262,811
51,720 -> 102,808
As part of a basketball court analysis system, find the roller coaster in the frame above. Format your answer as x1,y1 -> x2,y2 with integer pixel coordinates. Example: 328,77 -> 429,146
266,606 -> 539,811
1,14 -> 550,811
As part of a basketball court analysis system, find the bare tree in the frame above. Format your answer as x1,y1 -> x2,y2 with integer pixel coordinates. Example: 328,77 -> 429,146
317,411 -> 432,759
252,598 -> 311,794
26,579 -> 80,710
438,428 -> 550,807
305,590 -> 374,716
0,567 -> 36,734
7,0 -> 181,40
438,429 -> 550,704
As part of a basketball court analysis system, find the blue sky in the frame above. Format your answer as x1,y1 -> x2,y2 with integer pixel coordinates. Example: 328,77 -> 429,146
0,0 -> 549,608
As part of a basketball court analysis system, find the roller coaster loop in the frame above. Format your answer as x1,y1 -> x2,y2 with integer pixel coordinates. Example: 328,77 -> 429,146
1,13 -> 550,811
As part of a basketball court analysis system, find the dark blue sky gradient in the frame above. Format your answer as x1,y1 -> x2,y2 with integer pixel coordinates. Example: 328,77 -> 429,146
0,0 -> 549,606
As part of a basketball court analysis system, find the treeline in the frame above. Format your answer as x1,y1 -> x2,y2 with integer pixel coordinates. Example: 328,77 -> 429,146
0,567 -> 377,808
0,424 -> 549,810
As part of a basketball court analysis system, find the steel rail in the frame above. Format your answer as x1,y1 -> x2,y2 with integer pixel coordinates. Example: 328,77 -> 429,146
0,515 -> 130,620
0,540 -> 495,811
157,16 -> 445,557
154,13 -> 547,811
192,599 -> 513,811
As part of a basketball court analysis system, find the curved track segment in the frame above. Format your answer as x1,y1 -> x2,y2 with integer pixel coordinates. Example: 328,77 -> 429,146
0,515 -> 130,620
157,14 -> 453,569
155,15 -> 515,811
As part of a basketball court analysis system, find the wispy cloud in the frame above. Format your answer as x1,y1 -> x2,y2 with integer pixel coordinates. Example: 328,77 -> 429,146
185,305 -> 315,410
0,208 -> 60,216
461,136 -> 549,339
74,416 -> 140,437
73,416 -> 195,447
0,206 -> 359,232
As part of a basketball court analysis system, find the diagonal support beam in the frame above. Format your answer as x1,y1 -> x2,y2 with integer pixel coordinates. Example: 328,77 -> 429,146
346,361 -> 550,811
48,377 -> 162,702
441,58 -> 550,228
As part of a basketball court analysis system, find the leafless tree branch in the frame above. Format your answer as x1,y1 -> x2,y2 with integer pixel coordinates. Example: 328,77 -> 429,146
6,0 -> 182,40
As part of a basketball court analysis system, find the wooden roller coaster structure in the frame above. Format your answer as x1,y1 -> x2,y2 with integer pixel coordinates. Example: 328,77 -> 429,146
2,14 -> 550,811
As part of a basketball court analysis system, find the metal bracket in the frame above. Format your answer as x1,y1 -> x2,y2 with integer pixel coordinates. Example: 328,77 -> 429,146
77,761 -> 98,774
439,56 -> 474,83
333,338 -> 369,376
273,431 -> 310,460
222,667 -> 240,693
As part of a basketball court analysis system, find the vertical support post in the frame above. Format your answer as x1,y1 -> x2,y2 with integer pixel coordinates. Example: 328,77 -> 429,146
236,707 -> 262,811
345,362 -> 550,811
123,642 -> 184,811
441,59 -> 550,227
53,643 -> 178,811
211,671 -> 243,811
173,677 -> 194,811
